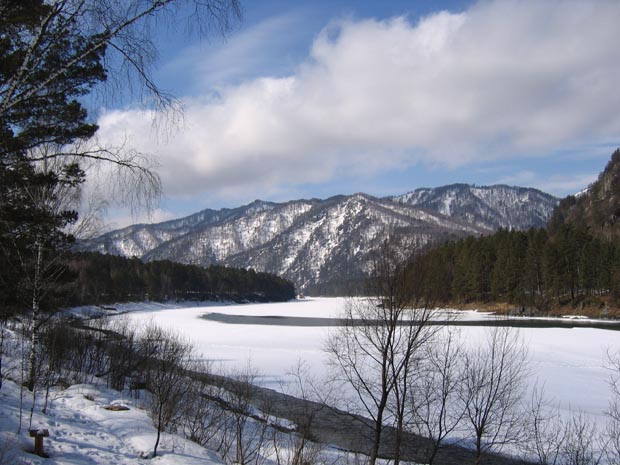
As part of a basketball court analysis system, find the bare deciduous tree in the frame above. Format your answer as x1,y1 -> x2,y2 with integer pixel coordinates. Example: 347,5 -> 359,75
521,385 -> 567,465
179,364 -> 228,450
409,327 -> 466,465
272,361 -> 327,465
459,325 -> 528,465
522,385 -> 609,465
140,324 -> 193,458
326,239 -> 438,465
219,365 -> 273,465
562,411 -> 605,465
605,350 -> 620,465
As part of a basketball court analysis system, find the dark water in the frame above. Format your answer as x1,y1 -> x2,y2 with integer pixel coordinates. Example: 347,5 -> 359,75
202,312 -> 620,331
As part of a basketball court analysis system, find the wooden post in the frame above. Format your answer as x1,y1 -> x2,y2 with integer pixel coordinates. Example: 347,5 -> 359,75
29,429 -> 49,457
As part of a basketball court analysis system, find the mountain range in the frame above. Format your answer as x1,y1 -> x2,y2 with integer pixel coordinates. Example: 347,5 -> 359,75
81,184 -> 559,293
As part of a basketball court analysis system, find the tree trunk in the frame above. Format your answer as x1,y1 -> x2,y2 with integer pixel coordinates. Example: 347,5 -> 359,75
153,402 -> 163,457
393,410 -> 404,465
0,320 -> 5,391
369,396 -> 387,465
474,431 -> 482,465
18,326 -> 27,434
27,241 -> 43,392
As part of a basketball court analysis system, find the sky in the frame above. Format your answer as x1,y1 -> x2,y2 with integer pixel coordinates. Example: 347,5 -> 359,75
92,0 -> 620,229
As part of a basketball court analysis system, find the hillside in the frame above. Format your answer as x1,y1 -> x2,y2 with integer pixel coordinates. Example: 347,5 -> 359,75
549,149 -> 620,238
80,185 -> 558,293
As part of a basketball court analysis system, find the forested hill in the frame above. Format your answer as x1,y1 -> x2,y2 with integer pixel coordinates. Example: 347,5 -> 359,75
548,149 -> 620,239
409,149 -> 620,317
62,252 -> 296,306
410,227 -> 620,315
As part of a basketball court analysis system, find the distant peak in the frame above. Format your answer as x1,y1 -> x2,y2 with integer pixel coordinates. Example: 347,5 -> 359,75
244,199 -> 275,212
350,192 -> 370,201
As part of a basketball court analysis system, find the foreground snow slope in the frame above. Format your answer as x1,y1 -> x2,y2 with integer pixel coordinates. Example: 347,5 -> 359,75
0,380 -> 224,465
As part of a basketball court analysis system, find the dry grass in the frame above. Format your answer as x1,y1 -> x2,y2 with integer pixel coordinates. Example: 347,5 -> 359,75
452,296 -> 620,319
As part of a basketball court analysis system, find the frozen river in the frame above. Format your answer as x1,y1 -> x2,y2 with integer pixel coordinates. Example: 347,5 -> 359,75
118,297 -> 620,422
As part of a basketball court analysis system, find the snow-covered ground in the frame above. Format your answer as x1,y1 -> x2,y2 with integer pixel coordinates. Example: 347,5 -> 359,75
2,297 -> 618,464
0,379 -> 225,465
0,370 -> 373,465
111,297 -> 620,423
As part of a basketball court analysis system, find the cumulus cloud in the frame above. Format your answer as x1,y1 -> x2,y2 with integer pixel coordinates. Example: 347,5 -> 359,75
97,0 -> 620,201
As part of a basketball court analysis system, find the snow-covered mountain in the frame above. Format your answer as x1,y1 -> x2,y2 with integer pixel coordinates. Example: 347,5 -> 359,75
81,185 -> 558,292
391,183 -> 556,231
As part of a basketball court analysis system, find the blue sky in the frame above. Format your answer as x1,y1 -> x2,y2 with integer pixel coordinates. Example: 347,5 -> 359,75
93,0 -> 620,228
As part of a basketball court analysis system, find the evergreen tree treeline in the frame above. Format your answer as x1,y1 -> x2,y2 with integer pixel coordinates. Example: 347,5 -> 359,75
409,149 -> 620,314
409,225 -> 620,313
39,252 -> 296,308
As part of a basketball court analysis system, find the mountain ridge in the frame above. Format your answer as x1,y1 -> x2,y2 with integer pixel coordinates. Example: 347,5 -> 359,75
392,183 -> 555,230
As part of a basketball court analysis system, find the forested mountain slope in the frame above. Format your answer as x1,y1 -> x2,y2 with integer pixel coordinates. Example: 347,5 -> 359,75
548,149 -> 620,239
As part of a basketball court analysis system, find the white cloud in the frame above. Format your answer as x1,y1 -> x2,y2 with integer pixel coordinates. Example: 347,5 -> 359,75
97,0 -> 620,202
495,170 -> 598,197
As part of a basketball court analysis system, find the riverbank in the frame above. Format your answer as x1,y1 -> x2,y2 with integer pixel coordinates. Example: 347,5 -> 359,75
453,296 -> 620,319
